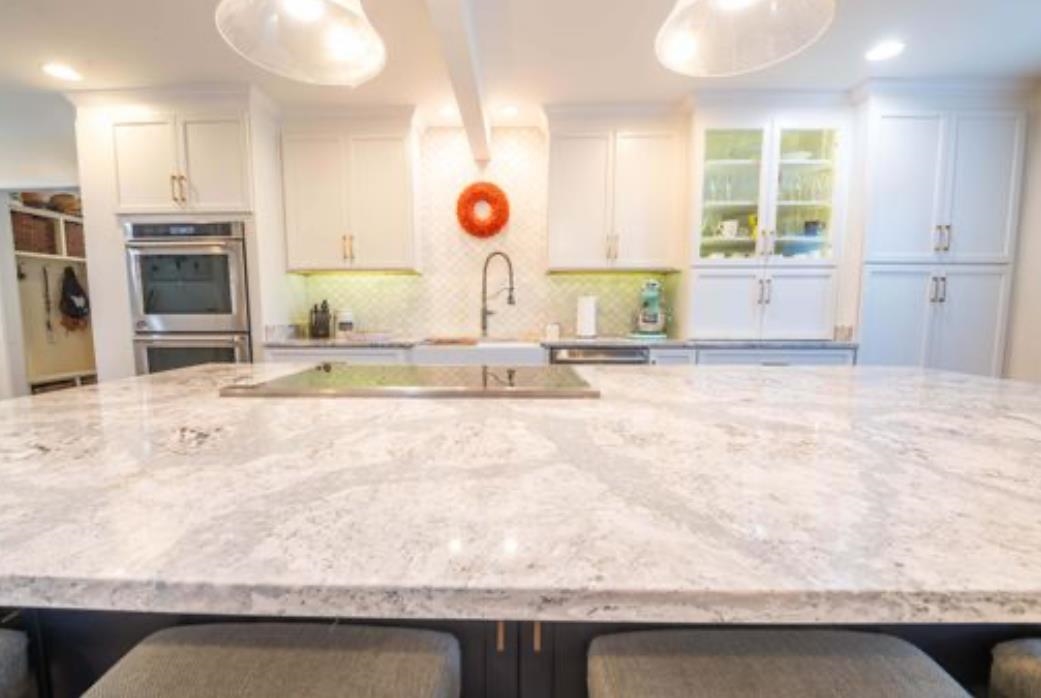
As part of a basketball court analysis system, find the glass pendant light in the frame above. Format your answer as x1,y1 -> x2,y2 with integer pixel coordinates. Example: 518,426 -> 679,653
656,0 -> 835,78
215,0 -> 386,87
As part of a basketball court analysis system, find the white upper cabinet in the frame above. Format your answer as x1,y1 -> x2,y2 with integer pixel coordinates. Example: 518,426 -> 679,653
548,135 -> 613,269
547,112 -> 685,271
865,108 -> 1024,264
613,133 -> 682,267
112,116 -> 181,213
281,115 -> 418,272
348,136 -> 415,269
282,134 -> 347,271
112,111 -> 252,214
858,264 -> 1010,376
944,112 -> 1024,262
865,113 -> 947,261
180,115 -> 251,211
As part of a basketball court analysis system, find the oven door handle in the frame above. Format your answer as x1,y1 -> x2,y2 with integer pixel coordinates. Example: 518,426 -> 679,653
126,239 -> 239,249
134,334 -> 249,347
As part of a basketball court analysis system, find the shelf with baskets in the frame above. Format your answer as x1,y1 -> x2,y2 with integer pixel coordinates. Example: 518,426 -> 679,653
8,201 -> 87,262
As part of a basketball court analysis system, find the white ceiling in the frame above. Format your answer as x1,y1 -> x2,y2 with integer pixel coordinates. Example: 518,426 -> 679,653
0,0 -> 1038,113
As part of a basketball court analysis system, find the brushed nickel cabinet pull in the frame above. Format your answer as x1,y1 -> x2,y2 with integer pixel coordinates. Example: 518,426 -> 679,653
940,275 -> 948,303
944,225 -> 953,252
929,276 -> 939,303
496,621 -> 506,653
170,174 -> 179,203
765,278 -> 773,304
933,225 -> 943,252
757,279 -> 765,305
533,621 -> 542,654
179,175 -> 189,204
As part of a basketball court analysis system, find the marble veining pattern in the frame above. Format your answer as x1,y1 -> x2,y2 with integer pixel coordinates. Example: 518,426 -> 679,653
1,364 -> 1040,623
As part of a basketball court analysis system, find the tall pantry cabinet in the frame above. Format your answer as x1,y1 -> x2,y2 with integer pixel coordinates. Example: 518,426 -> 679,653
856,84 -> 1027,376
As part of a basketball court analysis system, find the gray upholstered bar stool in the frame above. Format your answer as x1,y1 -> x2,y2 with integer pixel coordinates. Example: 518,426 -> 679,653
0,629 -> 33,698
588,630 -> 970,698
991,639 -> 1041,698
84,623 -> 461,698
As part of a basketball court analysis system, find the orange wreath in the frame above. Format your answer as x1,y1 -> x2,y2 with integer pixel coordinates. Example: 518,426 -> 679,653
457,182 -> 510,238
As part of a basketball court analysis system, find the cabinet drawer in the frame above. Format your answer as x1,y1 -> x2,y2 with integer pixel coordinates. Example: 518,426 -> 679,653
695,349 -> 855,366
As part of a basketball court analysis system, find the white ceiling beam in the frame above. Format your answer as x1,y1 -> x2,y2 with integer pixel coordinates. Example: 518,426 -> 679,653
424,0 -> 491,162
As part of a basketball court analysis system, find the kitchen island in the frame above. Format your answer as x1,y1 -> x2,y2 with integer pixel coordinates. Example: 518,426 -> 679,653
1,362 -> 1040,625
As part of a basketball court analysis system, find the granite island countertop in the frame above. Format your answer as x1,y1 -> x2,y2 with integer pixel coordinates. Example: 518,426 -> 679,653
0,363 -> 1039,623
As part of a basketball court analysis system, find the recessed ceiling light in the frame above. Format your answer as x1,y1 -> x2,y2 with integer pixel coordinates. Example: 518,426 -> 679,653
499,105 -> 519,118
440,104 -> 459,119
865,39 -> 905,62
42,62 -> 83,82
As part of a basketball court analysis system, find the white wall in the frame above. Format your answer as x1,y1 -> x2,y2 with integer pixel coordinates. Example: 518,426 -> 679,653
0,90 -> 78,189
0,89 -> 78,398
1006,88 -> 1041,382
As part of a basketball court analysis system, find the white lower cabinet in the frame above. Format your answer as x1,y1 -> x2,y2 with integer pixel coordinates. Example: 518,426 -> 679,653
695,349 -> 855,366
649,348 -> 695,366
410,344 -> 548,366
264,348 -> 411,365
859,264 -> 1010,376
690,267 -> 836,340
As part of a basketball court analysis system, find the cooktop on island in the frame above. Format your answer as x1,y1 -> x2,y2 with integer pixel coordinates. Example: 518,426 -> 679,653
220,363 -> 600,399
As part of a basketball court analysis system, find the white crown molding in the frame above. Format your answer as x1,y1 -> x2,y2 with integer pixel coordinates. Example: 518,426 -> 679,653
64,84 -> 254,109
688,89 -> 850,110
850,78 -> 1034,106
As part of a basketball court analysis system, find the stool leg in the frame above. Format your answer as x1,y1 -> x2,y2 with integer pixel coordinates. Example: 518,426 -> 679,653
26,610 -> 53,698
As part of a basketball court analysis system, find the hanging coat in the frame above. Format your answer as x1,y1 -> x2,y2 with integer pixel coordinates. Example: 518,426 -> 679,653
59,266 -> 90,331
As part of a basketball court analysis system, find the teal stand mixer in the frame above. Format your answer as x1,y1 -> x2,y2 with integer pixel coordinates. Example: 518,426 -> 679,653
630,280 -> 668,340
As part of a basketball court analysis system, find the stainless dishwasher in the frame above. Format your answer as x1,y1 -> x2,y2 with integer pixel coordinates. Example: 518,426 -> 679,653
548,347 -> 650,365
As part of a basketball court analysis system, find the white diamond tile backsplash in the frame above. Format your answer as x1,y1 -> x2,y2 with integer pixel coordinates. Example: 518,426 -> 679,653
296,128 -> 677,339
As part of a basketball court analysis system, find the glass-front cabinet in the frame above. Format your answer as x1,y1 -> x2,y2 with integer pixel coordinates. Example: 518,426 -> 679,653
696,119 -> 844,264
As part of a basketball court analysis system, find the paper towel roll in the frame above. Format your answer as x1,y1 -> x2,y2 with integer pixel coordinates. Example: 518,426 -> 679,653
576,296 -> 598,338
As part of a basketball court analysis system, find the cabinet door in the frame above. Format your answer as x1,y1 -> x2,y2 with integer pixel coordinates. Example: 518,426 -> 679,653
348,136 -> 415,269
929,266 -> 1010,376
614,133 -> 680,268
866,113 -> 947,261
548,134 -> 612,269
112,116 -> 181,212
283,134 -> 349,271
858,266 -> 936,367
760,269 -> 835,340
180,114 -> 251,211
697,127 -> 767,263
944,112 -> 1024,263
688,269 -> 763,340
771,128 -> 839,263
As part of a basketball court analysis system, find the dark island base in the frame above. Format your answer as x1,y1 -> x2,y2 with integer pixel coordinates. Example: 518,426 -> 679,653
9,610 -> 1041,698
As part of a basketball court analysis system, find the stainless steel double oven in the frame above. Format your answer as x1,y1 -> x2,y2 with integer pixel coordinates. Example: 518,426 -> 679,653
125,219 -> 252,374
